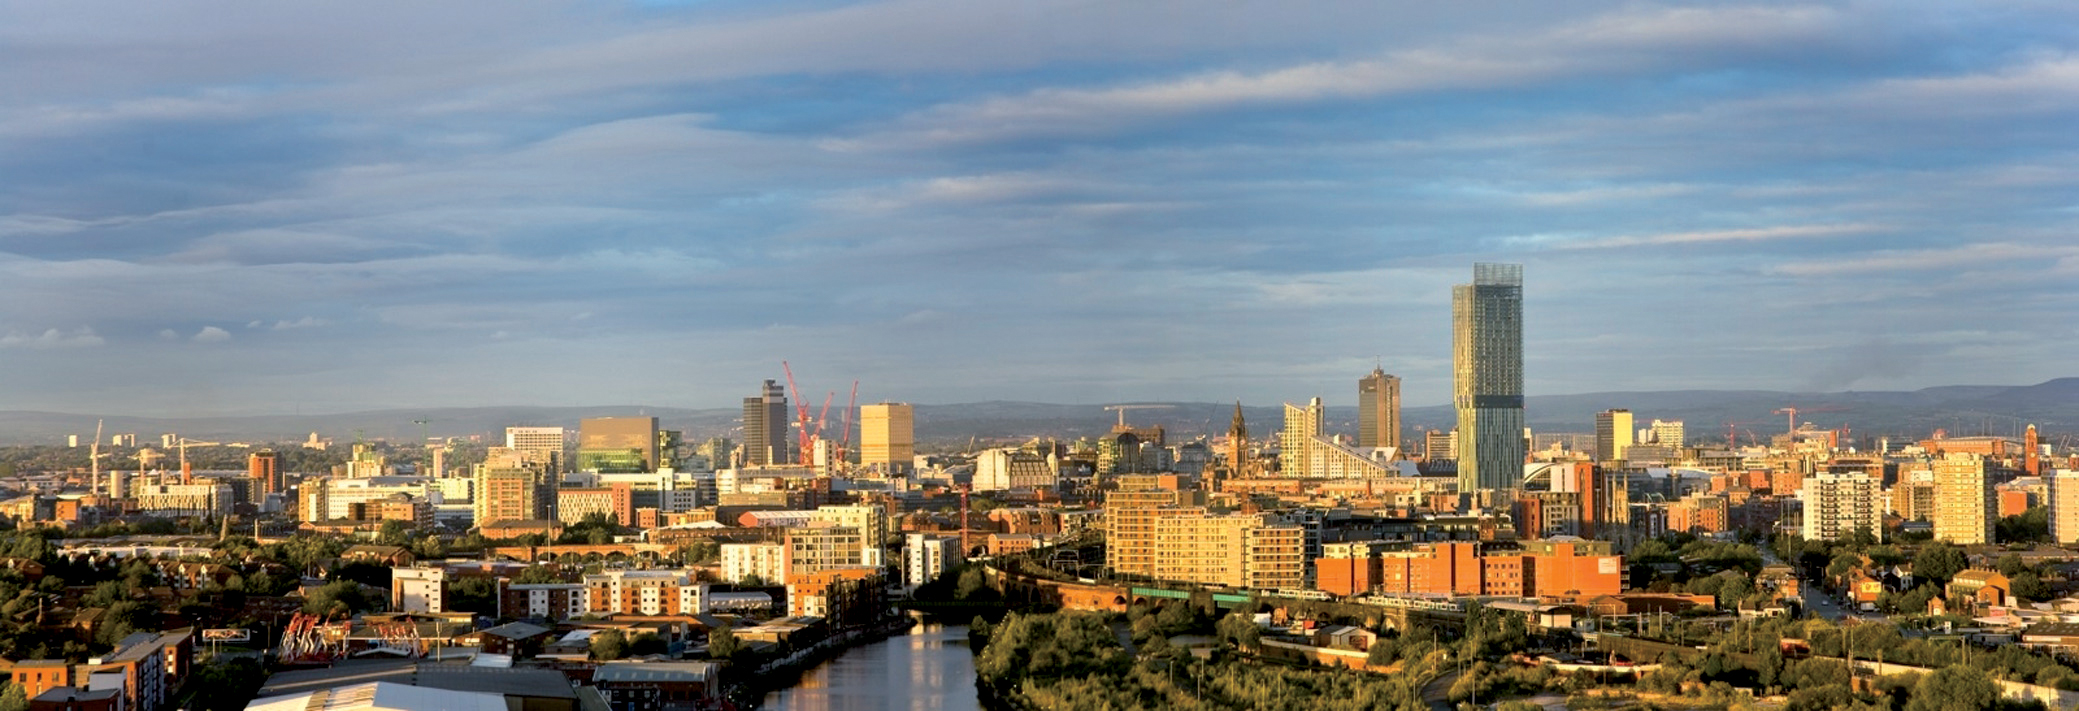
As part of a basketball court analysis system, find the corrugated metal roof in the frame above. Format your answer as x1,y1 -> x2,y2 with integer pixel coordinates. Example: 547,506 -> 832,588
592,662 -> 717,683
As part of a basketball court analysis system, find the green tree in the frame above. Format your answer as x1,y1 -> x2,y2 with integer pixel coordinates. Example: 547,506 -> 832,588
0,681 -> 26,711
447,576 -> 499,616
683,540 -> 720,564
1215,612 -> 1262,654
590,629 -> 629,661
2013,571 -> 2052,602
1914,544 -> 1968,585
1906,664 -> 1999,711
375,521 -> 409,546
514,566 -> 565,584
709,627 -> 742,661
304,581 -> 374,616
189,658 -> 268,711
629,632 -> 667,656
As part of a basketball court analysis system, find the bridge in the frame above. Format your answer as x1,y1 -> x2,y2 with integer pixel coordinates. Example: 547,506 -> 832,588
484,543 -> 682,562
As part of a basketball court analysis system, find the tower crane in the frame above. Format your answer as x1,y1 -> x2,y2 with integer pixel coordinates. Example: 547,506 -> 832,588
1104,404 -> 1175,428
172,437 -> 249,485
781,361 -> 814,466
836,380 -> 859,468
89,420 -> 108,496
1774,405 -> 1851,436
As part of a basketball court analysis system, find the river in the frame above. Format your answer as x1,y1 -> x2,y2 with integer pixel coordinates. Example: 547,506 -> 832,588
761,621 -> 982,711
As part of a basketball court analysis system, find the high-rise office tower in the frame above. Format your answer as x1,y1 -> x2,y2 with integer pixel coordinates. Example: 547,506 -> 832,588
1358,368 -> 1401,450
577,417 -> 659,473
859,403 -> 916,474
743,380 -> 790,466
247,449 -> 280,504
1595,409 -> 1633,463
1453,263 -> 1524,493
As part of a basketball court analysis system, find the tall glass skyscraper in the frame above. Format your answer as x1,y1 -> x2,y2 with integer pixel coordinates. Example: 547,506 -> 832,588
1453,263 -> 1524,493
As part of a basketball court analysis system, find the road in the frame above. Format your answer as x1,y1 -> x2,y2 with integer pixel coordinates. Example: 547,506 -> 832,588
1420,668 -> 1460,711
1762,543 -> 1855,622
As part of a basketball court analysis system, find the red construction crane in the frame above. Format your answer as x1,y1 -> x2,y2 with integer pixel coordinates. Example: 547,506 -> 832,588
837,380 -> 859,466
781,361 -> 815,466
1722,420 -> 1761,448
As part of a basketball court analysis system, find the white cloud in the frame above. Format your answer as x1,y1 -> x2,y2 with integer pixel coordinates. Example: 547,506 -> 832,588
0,326 -> 105,349
1770,242 -> 2079,277
192,326 -> 232,343
1561,224 -> 1884,250
272,316 -> 326,330
848,4 -> 1841,148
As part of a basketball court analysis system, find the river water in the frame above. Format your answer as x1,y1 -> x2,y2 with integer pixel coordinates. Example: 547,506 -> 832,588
761,621 -> 982,711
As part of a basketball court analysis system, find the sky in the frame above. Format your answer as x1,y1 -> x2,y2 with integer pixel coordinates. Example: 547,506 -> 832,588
1,1 -> 2076,417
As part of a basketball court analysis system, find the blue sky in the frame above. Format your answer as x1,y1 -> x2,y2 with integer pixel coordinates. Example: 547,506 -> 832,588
1,1 -> 2075,416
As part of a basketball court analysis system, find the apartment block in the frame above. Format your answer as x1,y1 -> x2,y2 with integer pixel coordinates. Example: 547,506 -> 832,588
583,569 -> 701,616
500,582 -> 587,620
720,542 -> 787,585
1934,454 -> 1996,545
1801,472 -> 1882,542
391,566 -> 446,614
903,533 -> 963,590
1101,488 -> 1209,579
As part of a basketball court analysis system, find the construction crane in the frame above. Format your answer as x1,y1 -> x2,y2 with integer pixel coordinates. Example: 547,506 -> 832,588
836,380 -> 859,467
781,361 -> 815,466
89,420 -> 107,496
1774,405 -> 1850,435
1104,404 -> 1175,428
1772,408 -> 1798,436
172,437 -> 250,485
1722,420 -> 1761,448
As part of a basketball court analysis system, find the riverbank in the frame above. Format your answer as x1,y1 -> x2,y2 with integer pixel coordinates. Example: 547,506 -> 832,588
724,613 -> 920,709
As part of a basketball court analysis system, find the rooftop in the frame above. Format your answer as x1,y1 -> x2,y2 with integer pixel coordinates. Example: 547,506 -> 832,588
248,681 -> 507,711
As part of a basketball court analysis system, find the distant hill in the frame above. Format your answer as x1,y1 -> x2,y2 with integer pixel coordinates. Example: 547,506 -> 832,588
3,379 -> 2075,449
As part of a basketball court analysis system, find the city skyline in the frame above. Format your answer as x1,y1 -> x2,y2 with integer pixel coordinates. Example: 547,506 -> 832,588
3,2 -> 2076,417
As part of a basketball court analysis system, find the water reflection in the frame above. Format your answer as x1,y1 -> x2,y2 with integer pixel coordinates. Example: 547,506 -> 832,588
762,622 -> 980,711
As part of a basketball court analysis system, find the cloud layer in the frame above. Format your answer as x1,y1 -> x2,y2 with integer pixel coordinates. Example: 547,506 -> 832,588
1,0 -> 2075,418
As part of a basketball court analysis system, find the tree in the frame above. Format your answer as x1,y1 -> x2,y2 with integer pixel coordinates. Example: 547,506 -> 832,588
447,576 -> 499,616
0,682 -> 25,711
590,629 -> 629,661
2013,571 -> 2052,602
514,566 -> 565,584
375,521 -> 409,546
709,627 -> 742,661
1906,664 -> 1999,711
629,632 -> 667,657
1913,544 -> 1968,585
304,581 -> 374,616
1215,612 -> 1261,654
684,540 -> 720,564
189,658 -> 268,711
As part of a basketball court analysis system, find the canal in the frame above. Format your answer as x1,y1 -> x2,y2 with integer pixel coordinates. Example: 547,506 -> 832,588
761,621 -> 981,711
